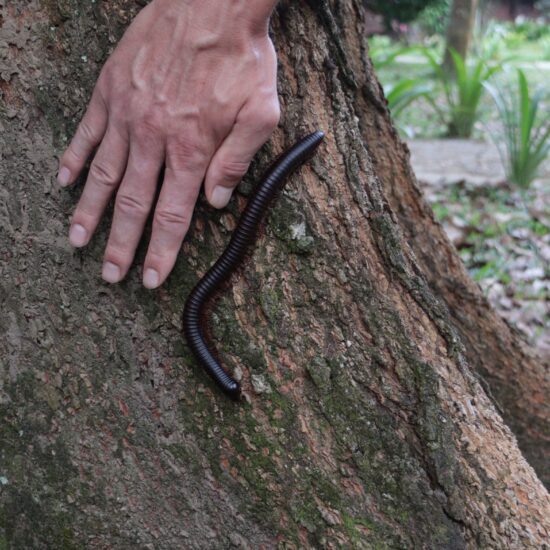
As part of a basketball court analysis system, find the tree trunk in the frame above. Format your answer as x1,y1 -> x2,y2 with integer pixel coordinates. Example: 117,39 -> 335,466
1,0 -> 549,548
443,0 -> 479,68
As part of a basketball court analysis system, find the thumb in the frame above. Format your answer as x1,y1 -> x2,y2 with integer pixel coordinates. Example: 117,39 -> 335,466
204,101 -> 280,209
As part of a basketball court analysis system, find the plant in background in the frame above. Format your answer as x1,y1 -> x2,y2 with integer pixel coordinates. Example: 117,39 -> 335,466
368,43 -> 499,138
512,16 -> 550,41
368,35 -> 408,70
473,20 -> 508,60
364,0 -> 446,30
417,0 -> 452,36
418,47 -> 501,137
540,36 -> 550,61
367,38 -> 436,136
385,78 -> 434,118
485,70 -> 550,188
536,0 -> 550,16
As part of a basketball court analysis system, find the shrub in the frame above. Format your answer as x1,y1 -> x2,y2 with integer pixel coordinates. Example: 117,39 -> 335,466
536,0 -> 550,16
365,0 -> 446,28
485,70 -> 550,188
369,43 -> 499,138
418,47 -> 501,137
368,35 -> 406,69
540,36 -> 550,60
512,16 -> 550,41
474,21 -> 508,60
385,78 -> 434,118
417,0 -> 452,35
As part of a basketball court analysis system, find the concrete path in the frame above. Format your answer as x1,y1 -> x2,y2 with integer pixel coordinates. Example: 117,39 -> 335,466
408,138 -> 550,187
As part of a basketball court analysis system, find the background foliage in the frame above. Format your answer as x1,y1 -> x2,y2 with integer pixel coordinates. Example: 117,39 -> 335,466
368,2 -> 550,356
365,0 -> 449,28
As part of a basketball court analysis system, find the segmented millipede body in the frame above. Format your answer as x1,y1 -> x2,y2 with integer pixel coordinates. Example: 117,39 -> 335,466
182,131 -> 325,399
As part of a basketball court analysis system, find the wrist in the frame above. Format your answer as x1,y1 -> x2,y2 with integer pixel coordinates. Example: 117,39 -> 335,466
165,0 -> 278,38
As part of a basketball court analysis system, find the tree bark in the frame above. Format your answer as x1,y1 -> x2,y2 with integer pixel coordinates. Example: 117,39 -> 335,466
443,0 -> 479,68
0,0 -> 549,548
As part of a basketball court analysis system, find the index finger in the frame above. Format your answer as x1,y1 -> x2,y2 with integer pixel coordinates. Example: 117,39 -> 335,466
57,90 -> 108,187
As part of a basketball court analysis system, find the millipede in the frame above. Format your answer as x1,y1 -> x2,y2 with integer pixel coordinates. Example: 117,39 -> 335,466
182,130 -> 325,399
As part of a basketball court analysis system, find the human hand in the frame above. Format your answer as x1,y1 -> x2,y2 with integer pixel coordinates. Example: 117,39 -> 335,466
58,0 -> 280,289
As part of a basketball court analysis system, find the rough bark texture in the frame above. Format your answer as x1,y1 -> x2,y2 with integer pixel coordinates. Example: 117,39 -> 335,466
0,0 -> 549,548
353,11 -> 550,488
443,0 -> 479,67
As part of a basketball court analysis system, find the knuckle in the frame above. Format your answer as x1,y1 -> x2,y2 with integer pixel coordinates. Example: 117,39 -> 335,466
155,208 -> 190,231
169,136 -> 207,171
218,158 -> 250,181
99,61 -> 115,85
104,244 -> 131,267
116,193 -> 149,217
64,144 -> 86,163
77,119 -> 98,142
89,161 -> 119,188
257,103 -> 280,131
133,112 -> 163,142
61,147 -> 78,165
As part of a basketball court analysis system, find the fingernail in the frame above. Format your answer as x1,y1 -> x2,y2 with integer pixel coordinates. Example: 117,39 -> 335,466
143,268 -> 160,289
210,186 -> 233,209
69,224 -> 88,247
57,167 -> 71,187
102,261 -> 121,283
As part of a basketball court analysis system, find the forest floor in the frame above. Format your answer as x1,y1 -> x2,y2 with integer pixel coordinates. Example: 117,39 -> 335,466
409,139 -> 550,360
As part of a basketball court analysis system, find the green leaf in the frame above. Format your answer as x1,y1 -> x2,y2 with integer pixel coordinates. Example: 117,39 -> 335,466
486,69 -> 550,188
